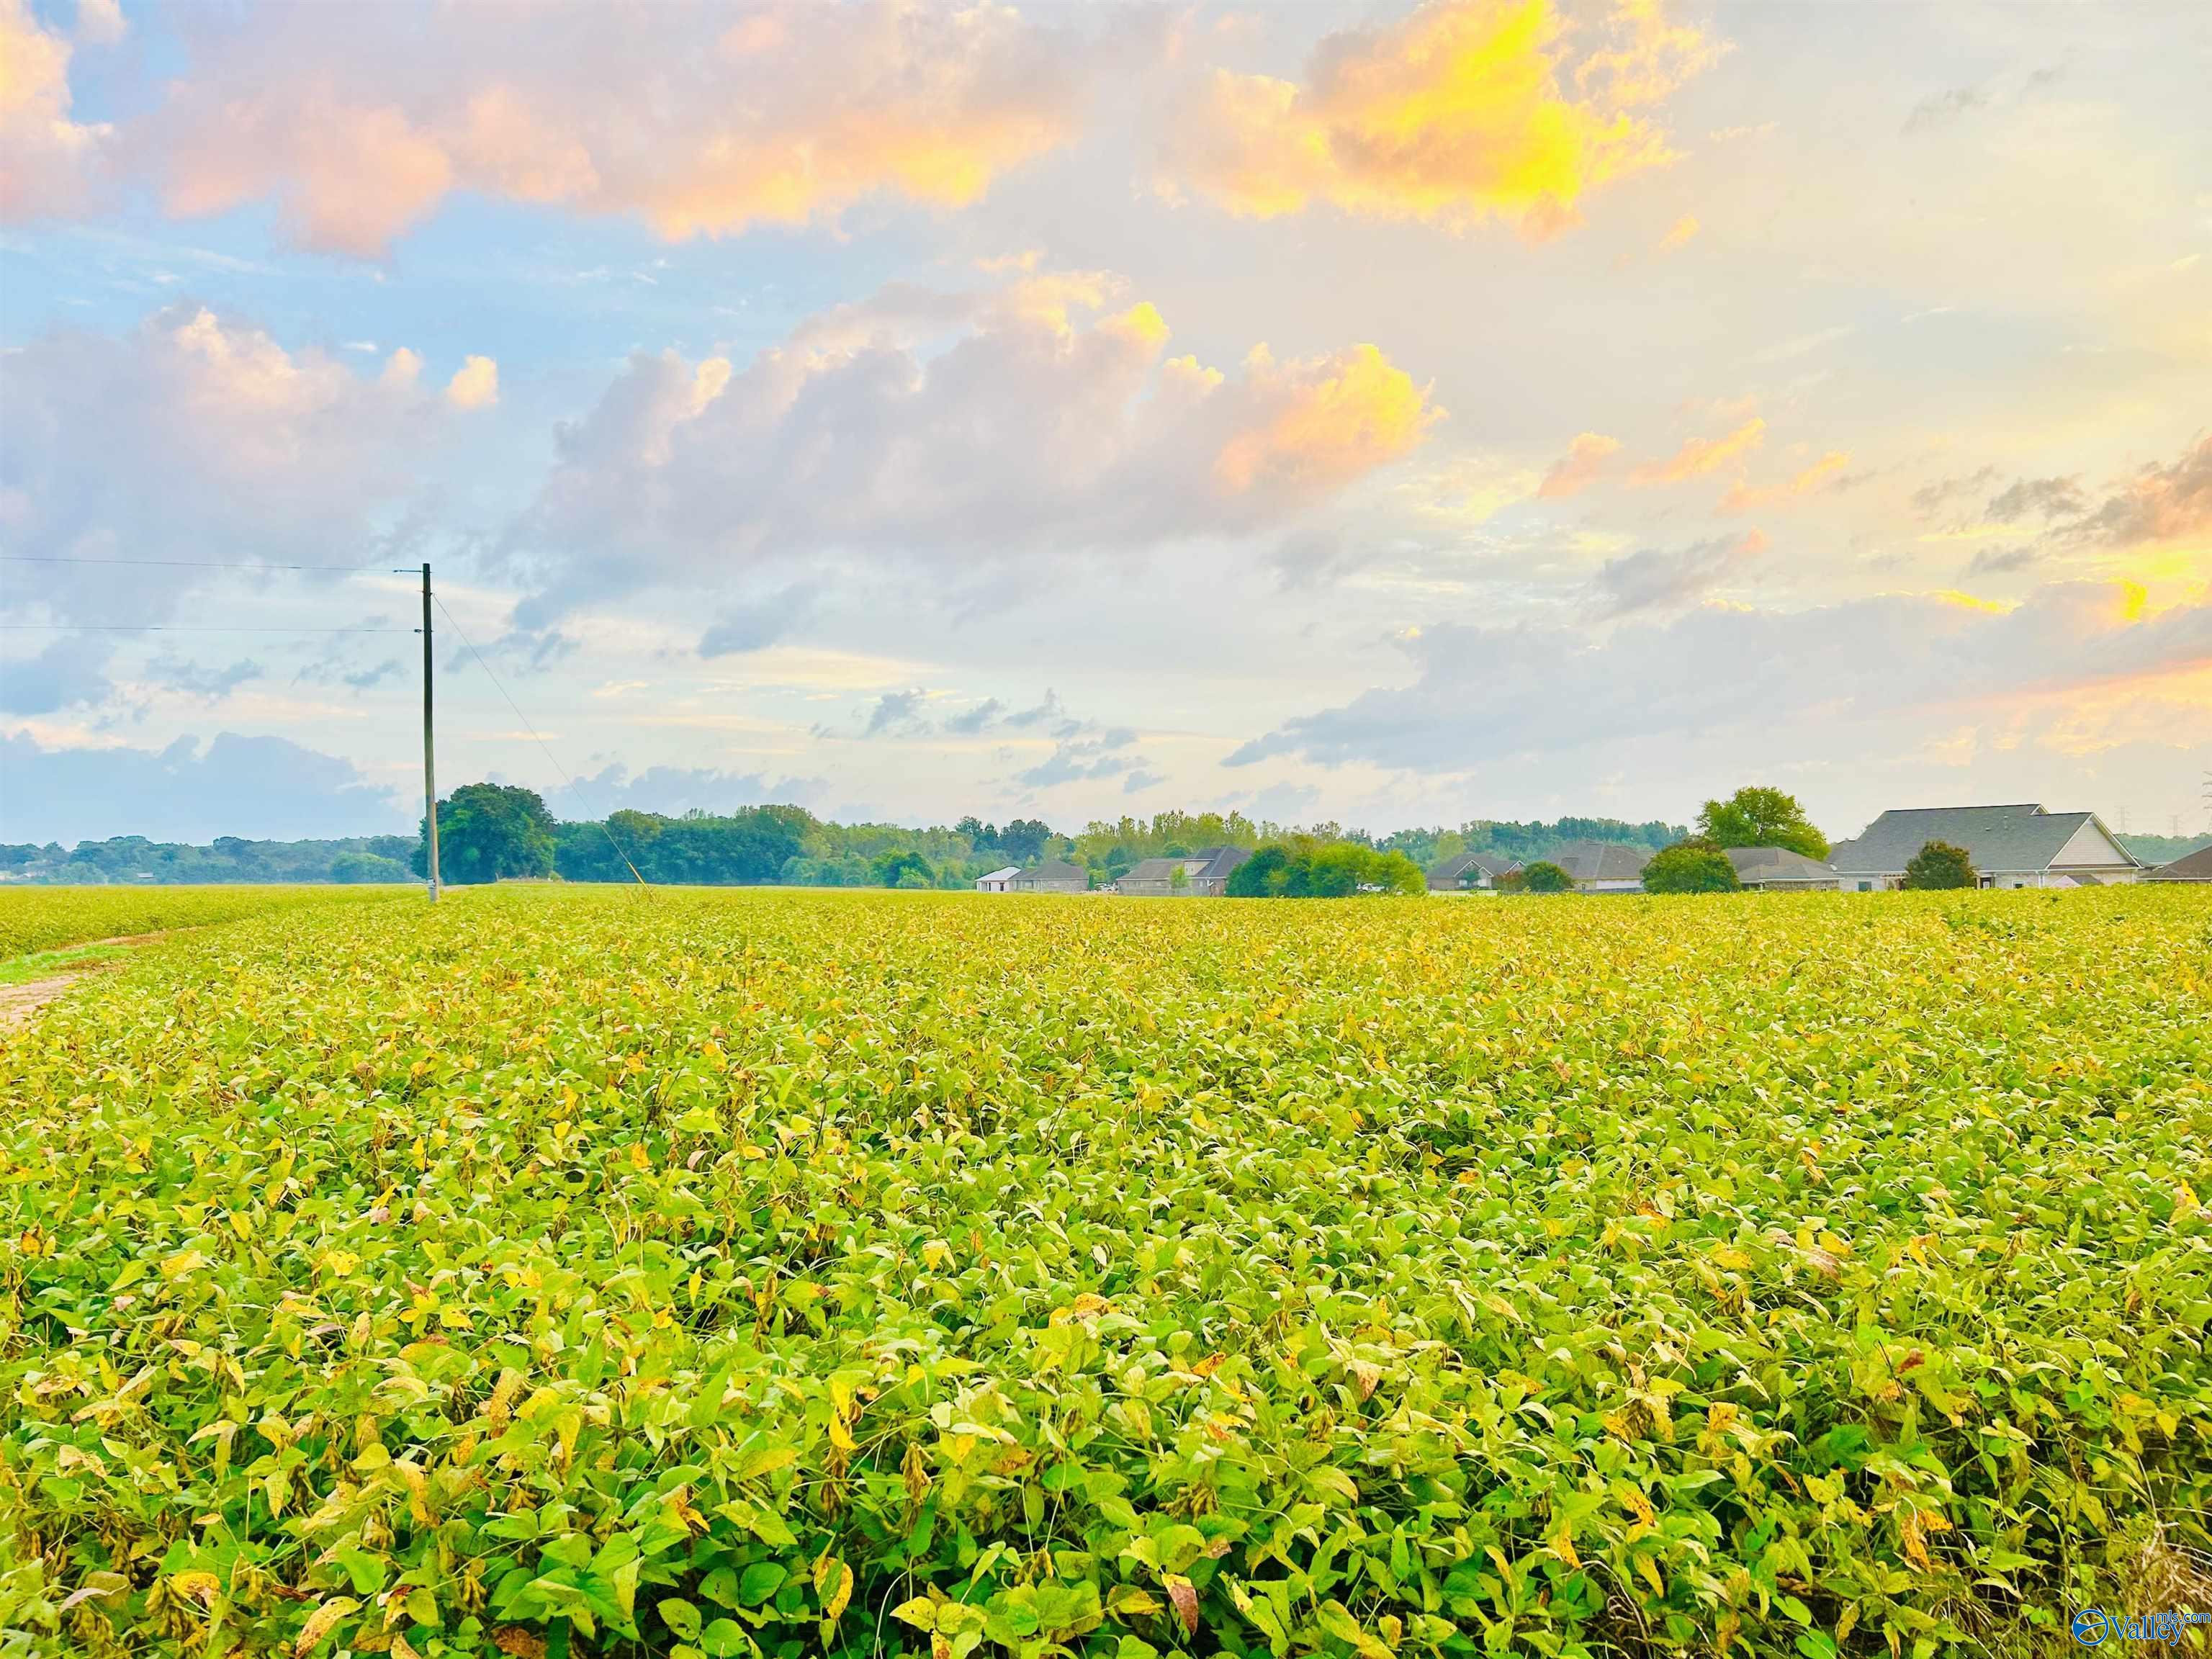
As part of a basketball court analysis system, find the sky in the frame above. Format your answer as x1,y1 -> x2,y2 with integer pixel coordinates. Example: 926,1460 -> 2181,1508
2,0 -> 2208,848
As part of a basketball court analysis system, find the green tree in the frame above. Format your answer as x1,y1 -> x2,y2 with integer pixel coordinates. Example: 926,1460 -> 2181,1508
1696,786 -> 1830,859
1521,860 -> 1575,894
871,849 -> 935,889
414,783 -> 555,884
1902,840 -> 1976,890
1225,840 -> 1425,898
1642,843 -> 1742,894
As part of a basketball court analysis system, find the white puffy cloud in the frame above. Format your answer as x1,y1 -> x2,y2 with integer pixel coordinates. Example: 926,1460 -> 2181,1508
0,303 -> 477,709
128,0 -> 1097,255
445,355 -> 500,409
509,271 -> 1439,610
0,0 -> 110,219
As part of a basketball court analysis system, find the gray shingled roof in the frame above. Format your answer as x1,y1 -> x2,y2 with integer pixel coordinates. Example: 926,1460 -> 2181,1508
1542,842 -> 1651,883
2151,844 -> 2212,881
1016,859 -> 1087,886
1827,805 -> 2139,874
1724,845 -> 1835,883
1192,846 -> 1250,882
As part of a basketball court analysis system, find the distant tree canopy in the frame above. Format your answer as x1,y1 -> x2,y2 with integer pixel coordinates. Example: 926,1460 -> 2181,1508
1519,860 -> 1575,894
1642,843 -> 1743,894
1903,840 -> 1977,890
1696,786 -> 1830,860
1226,840 -> 1424,898
1380,816 -> 1687,871
328,850 -> 412,884
416,783 -> 556,884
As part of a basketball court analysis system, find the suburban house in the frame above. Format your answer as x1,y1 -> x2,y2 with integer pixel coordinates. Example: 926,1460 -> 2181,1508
975,866 -> 1021,892
1827,804 -> 2144,890
1538,842 -> 1652,893
2148,845 -> 2212,882
1115,845 -> 1251,896
1012,859 -> 1090,894
1426,852 -> 1519,893
1723,846 -> 1839,891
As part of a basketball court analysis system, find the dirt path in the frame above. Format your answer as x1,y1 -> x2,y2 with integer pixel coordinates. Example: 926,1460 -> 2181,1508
0,932 -> 167,1031
0,974 -> 89,1030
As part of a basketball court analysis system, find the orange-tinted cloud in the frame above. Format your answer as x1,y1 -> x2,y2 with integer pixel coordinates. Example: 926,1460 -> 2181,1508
1719,449 -> 1850,513
445,355 -> 500,410
1656,212 -> 1699,251
1537,431 -> 1621,497
1215,344 -> 1441,494
1161,0 -> 1717,235
138,1 -> 1087,255
2073,433 -> 2212,547
1632,415 -> 1765,484
514,271 -> 1441,598
0,0 -> 109,218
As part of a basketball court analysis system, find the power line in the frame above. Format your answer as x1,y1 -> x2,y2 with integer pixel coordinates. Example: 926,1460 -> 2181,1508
431,593 -> 649,889
2,555 -> 392,572
0,624 -> 411,634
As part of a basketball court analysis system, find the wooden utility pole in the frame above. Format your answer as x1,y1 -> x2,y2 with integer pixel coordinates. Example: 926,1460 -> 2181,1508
422,562 -> 441,901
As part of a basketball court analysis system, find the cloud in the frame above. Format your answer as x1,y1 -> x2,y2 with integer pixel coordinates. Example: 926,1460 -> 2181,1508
1159,0 -> 1717,235
74,0 -> 125,45
1656,212 -> 1699,252
2069,433 -> 2212,548
1018,726 -> 1141,787
698,585 -> 820,657
1211,343 -> 1440,493
1903,85 -> 1985,135
1987,474 -> 2087,523
0,637 -> 114,714
863,688 -> 930,735
1719,449 -> 1852,513
1910,464 -> 1999,518
1631,415 -> 1766,484
509,271 -> 1440,611
143,655 -> 264,700
1537,431 -> 1621,498
129,1 -> 1094,255
944,698 -> 1007,734
1594,529 -> 1764,615
0,302 -> 454,703
0,0 -> 111,219
1226,580 -> 2212,773
1967,545 -> 2038,576
0,730 -> 404,844
445,354 -> 499,409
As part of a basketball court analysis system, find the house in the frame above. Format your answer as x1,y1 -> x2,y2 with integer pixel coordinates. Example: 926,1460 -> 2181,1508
1012,859 -> 1089,894
1723,846 -> 1838,891
1536,842 -> 1651,893
1426,852 -> 1518,893
1827,804 -> 2144,890
1115,845 -> 1251,896
2147,844 -> 2212,883
975,866 -> 1021,893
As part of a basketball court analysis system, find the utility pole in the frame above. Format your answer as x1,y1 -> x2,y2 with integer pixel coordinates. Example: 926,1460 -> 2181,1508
421,562 -> 441,901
